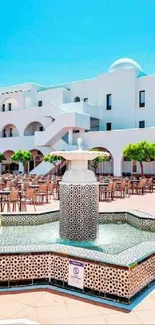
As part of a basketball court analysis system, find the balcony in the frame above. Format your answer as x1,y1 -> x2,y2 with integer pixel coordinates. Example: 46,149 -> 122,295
61,101 -> 100,119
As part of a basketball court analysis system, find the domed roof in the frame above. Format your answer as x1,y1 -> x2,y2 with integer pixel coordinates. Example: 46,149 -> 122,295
109,58 -> 143,77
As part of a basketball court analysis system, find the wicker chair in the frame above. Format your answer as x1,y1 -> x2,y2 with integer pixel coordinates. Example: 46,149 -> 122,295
99,182 -> 113,201
2,190 -> 19,212
37,184 -> 48,203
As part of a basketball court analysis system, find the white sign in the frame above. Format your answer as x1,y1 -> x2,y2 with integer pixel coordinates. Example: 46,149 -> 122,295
68,260 -> 84,289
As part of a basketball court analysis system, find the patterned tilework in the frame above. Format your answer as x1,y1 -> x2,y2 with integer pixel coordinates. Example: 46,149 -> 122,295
127,213 -> 155,231
1,211 -> 59,226
98,212 -> 126,223
0,252 -> 154,301
129,255 -> 155,298
59,183 -> 99,241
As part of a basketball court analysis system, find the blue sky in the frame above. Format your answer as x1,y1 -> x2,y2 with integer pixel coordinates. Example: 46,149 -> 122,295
1,0 -> 155,86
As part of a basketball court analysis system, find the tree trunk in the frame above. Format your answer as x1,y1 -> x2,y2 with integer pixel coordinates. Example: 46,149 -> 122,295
140,161 -> 144,176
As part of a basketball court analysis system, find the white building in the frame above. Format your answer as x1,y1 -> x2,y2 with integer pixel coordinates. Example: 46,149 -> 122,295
1,57 -> 155,176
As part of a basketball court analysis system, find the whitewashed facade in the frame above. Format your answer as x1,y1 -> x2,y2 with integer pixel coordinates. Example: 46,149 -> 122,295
0,58 -> 155,176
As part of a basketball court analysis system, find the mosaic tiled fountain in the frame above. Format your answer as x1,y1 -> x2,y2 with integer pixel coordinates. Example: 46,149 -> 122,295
0,139 -> 155,306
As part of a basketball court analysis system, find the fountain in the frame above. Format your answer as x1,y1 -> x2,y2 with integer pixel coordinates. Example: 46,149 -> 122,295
0,139 -> 154,308
51,138 -> 109,241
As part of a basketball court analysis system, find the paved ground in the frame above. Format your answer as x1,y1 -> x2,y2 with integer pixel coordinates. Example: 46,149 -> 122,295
1,192 -> 155,324
0,289 -> 155,324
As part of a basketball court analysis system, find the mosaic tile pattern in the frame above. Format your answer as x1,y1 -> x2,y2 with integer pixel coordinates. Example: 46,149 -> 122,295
59,183 -> 99,241
1,211 -> 59,226
127,212 -> 155,231
129,255 -> 155,297
98,212 -> 126,223
0,251 -> 154,301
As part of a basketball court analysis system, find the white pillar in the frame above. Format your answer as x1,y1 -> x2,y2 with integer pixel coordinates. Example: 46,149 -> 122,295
68,128 -> 73,145
113,155 -> 122,176
19,162 -> 24,174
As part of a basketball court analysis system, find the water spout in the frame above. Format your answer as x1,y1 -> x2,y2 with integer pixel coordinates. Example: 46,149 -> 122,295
77,137 -> 83,151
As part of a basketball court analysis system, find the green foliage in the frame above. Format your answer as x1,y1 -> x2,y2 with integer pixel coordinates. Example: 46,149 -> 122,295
43,154 -> 65,164
89,148 -> 108,173
11,150 -> 32,166
123,140 -> 155,175
0,153 -> 5,163
123,141 -> 155,162
43,154 -> 65,176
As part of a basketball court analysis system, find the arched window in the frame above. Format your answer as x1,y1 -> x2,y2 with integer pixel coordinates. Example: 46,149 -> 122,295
24,122 -> 44,136
1,98 -> 19,112
1,124 -> 19,137
74,96 -> 80,102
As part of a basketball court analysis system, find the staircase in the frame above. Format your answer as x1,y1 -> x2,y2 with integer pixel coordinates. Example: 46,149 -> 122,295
35,112 -> 90,147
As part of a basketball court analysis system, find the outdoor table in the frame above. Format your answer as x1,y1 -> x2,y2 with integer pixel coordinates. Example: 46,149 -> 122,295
130,179 -> 139,182
29,184 -> 40,189
0,190 -> 10,212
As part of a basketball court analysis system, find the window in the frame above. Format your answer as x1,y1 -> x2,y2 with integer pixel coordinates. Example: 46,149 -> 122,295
39,126 -> 43,131
74,96 -> 80,102
106,122 -> 112,131
3,129 -> 6,138
139,90 -> 145,107
139,120 -> 145,128
8,103 -> 11,111
106,94 -> 112,110
90,117 -> 99,131
38,100 -> 42,107
2,104 -> 5,112
9,128 -> 12,137
83,98 -> 88,102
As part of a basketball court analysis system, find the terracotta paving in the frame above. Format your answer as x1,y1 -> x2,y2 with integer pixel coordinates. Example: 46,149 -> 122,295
1,192 -> 155,323
0,289 -> 154,324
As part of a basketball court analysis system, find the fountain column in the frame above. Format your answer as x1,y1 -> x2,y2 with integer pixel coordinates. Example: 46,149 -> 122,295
59,158 -> 99,241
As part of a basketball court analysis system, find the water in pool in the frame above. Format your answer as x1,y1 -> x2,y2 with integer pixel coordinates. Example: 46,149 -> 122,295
0,221 -> 155,254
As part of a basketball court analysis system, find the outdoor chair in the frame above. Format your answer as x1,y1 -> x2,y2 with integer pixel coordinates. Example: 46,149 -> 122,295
132,179 -> 146,195
2,189 -> 19,212
48,183 -> 54,200
37,184 -> 48,203
21,188 -> 36,211
145,178 -> 153,193
99,182 -> 113,201
115,180 -> 126,198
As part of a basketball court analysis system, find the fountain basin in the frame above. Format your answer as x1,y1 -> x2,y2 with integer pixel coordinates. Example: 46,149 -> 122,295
0,209 -> 154,305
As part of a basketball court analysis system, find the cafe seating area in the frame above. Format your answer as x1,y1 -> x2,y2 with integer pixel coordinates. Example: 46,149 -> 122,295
0,174 -> 60,212
98,175 -> 155,201
0,173 -> 154,212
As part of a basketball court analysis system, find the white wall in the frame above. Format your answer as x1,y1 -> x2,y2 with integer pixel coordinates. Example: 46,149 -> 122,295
136,75 -> 155,128
63,79 -> 98,105
97,69 -> 137,130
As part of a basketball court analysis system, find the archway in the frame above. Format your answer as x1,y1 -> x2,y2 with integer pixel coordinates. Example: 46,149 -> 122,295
88,147 -> 113,176
2,150 -> 18,174
25,149 -> 43,173
1,97 -> 19,112
1,124 -> 19,138
24,122 -> 44,136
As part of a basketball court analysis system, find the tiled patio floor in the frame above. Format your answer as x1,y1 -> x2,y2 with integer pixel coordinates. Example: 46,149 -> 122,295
0,289 -> 155,324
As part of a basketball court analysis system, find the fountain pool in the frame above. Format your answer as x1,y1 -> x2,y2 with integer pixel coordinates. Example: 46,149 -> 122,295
1,221 -> 155,255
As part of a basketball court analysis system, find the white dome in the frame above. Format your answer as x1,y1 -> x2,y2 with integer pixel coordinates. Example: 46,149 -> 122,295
109,58 -> 143,77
